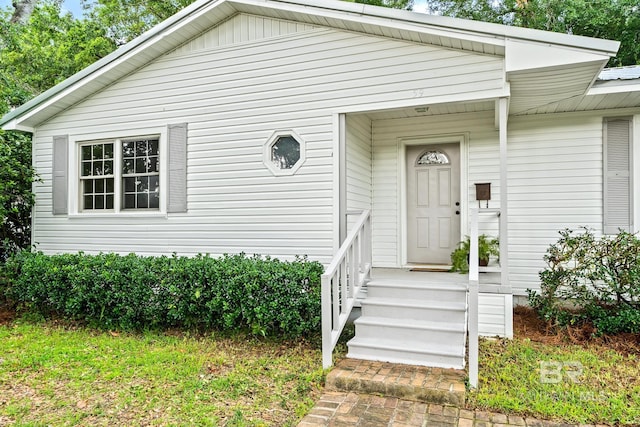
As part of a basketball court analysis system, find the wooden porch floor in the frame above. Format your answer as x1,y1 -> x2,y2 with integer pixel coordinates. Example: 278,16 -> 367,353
371,267 -> 500,286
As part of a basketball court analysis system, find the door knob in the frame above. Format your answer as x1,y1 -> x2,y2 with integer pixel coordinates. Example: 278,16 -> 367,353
455,202 -> 460,206
455,211 -> 460,215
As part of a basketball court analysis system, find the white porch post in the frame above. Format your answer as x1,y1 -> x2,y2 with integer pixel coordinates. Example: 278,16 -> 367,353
498,97 -> 509,288
338,113 -> 347,245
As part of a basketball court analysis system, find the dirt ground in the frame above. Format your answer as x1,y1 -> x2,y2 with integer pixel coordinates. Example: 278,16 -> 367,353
513,305 -> 640,354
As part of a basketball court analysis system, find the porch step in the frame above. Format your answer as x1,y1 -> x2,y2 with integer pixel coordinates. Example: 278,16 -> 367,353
347,337 -> 464,369
366,280 -> 467,301
326,358 -> 465,406
353,316 -> 465,343
347,277 -> 468,370
360,297 -> 466,323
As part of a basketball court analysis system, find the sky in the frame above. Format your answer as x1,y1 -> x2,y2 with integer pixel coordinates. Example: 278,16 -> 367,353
0,0 -> 85,17
1,0 -> 430,18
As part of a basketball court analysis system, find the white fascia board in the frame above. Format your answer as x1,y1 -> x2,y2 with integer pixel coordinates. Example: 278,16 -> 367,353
232,0 -> 505,48
260,0 -> 619,54
1,119 -> 34,133
588,82 -> 640,95
505,38 -> 615,73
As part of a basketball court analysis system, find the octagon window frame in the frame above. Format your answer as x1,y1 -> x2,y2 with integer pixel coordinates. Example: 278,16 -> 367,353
263,130 -> 306,176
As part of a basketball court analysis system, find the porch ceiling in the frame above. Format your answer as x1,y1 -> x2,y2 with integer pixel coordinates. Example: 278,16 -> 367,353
359,100 -> 495,121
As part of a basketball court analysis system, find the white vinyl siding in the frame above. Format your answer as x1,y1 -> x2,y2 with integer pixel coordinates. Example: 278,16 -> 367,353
603,118 -> 632,234
507,114 -> 604,294
371,110 -> 499,267
479,293 -> 513,338
169,14 -> 320,56
346,114 -> 372,231
32,25 -> 504,262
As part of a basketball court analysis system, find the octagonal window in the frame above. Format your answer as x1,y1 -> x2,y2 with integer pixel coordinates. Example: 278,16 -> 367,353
271,136 -> 300,170
264,130 -> 305,176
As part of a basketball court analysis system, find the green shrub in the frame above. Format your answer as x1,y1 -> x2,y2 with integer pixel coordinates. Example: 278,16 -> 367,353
529,227 -> 640,334
2,251 -> 323,338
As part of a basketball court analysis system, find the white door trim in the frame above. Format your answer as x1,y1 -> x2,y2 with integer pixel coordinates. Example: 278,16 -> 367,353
397,133 -> 469,267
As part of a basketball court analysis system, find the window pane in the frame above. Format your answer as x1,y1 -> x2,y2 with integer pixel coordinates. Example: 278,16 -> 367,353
148,157 -> 159,173
82,146 -> 92,161
136,140 -> 147,157
135,158 -> 146,174
148,140 -> 159,156
84,195 -> 93,210
149,192 -> 159,209
123,159 -> 134,175
417,150 -> 449,165
83,180 -> 93,193
95,195 -> 104,210
82,161 -> 92,176
149,176 -> 159,192
94,161 -> 104,176
271,136 -> 300,169
137,193 -> 148,208
106,178 -> 114,193
93,144 -> 103,160
104,160 -> 113,175
95,179 -> 104,193
106,195 -> 114,210
137,176 -> 149,192
124,177 -> 136,192
123,141 -> 134,158
124,194 -> 135,209
104,144 -> 113,159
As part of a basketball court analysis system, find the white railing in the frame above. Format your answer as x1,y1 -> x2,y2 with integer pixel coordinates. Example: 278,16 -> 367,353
322,209 -> 372,369
468,208 -> 502,389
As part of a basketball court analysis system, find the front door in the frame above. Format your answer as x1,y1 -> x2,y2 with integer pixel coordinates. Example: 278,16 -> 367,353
406,143 -> 461,264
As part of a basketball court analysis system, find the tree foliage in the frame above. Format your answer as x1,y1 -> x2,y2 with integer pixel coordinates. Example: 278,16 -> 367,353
426,0 -> 640,66
0,131 -> 36,261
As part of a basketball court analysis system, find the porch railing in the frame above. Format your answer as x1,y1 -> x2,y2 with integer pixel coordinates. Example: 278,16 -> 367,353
468,208 -> 502,388
322,209 -> 372,369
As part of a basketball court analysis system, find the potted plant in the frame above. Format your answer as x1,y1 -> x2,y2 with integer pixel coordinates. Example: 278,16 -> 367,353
450,234 -> 499,273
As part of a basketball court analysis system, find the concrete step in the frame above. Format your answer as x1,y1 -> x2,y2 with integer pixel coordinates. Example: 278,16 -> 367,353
366,280 -> 467,302
346,337 -> 465,369
360,298 -> 467,323
326,358 -> 466,406
353,316 -> 466,344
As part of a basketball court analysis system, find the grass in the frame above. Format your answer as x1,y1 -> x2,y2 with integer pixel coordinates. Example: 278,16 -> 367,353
0,319 -> 324,426
469,337 -> 640,425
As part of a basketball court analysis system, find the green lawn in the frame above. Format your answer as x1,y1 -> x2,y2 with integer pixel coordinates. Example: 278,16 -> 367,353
0,321 -> 323,426
469,337 -> 640,425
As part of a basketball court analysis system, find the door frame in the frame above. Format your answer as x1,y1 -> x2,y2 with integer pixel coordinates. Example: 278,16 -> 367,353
398,133 -> 469,267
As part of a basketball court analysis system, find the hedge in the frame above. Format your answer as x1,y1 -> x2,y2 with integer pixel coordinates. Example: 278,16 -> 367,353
2,251 -> 323,337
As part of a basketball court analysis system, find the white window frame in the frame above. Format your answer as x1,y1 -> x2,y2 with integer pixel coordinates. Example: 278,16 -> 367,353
69,128 -> 168,216
263,130 -> 306,176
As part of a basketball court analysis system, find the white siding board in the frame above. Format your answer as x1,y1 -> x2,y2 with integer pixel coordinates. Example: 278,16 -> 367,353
478,293 -> 512,337
34,26 -> 503,263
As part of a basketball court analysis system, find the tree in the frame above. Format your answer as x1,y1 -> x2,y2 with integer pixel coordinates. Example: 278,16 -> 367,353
10,0 -> 37,23
0,1 -> 115,259
425,0 -> 640,66
0,131 -> 36,261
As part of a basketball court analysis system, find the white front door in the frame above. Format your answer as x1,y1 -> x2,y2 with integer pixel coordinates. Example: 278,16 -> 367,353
406,143 -> 461,264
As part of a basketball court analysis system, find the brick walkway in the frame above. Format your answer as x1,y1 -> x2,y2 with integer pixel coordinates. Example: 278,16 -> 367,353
298,391 -> 606,427
298,359 -> 606,427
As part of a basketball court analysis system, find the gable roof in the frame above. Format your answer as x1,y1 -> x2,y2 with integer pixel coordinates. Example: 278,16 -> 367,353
0,0 -> 620,131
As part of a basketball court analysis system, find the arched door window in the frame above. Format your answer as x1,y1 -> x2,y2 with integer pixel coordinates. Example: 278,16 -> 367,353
416,149 -> 450,166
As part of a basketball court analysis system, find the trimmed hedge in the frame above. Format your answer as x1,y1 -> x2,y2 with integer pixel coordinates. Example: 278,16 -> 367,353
2,251 -> 323,337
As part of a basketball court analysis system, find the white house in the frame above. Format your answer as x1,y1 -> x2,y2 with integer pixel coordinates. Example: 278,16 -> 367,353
2,0 -> 639,370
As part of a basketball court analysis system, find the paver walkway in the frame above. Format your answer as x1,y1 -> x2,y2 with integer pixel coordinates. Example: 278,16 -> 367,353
298,359 -> 605,427
297,391 -> 605,426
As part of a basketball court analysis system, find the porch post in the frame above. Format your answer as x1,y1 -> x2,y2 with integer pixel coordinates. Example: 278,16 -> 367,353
498,97 -> 509,288
339,113 -> 347,245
